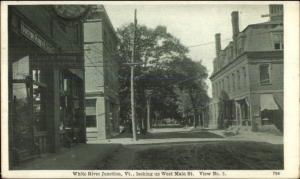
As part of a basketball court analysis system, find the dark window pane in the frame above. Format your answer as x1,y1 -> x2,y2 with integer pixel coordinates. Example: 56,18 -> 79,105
86,115 -> 96,127
86,99 -> 96,107
260,64 -> 270,85
274,43 -> 281,50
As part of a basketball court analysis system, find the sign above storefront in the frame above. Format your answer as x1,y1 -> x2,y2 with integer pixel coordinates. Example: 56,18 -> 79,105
20,21 -> 56,53
53,5 -> 91,20
31,54 -> 83,69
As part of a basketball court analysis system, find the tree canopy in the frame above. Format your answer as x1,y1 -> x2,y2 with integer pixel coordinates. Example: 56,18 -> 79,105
117,23 -> 210,128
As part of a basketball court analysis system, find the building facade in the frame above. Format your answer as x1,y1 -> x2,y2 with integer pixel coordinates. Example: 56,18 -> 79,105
209,5 -> 283,132
8,5 -> 87,167
84,5 -> 120,141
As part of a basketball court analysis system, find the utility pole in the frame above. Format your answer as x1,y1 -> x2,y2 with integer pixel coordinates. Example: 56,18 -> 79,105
131,9 -> 138,141
145,89 -> 152,132
146,97 -> 151,131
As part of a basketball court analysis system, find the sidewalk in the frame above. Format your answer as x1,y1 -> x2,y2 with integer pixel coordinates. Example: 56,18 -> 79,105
88,127 -> 283,145
149,126 -> 194,133
209,130 -> 283,145
88,128 -> 225,145
88,137 -> 226,145
14,143 -> 121,170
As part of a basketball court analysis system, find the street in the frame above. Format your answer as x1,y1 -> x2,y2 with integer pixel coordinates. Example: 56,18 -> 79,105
96,130 -> 283,170
15,128 -> 283,170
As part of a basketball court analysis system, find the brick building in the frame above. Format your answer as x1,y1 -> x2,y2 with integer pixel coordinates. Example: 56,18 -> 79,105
209,5 -> 283,132
8,5 -> 88,167
83,5 -> 120,141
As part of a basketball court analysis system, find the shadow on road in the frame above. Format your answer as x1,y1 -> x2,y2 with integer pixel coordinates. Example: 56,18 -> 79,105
97,141 -> 283,170
113,130 -> 224,139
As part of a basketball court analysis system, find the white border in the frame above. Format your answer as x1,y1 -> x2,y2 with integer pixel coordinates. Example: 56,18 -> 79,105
1,1 -> 299,178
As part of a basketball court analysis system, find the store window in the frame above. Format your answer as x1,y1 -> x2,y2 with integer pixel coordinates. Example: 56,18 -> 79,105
32,69 -> 46,131
260,64 -> 271,85
260,94 -> 279,125
13,56 -> 30,79
12,56 -> 33,151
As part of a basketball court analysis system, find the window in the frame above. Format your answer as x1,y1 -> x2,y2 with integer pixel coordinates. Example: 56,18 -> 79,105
86,99 -> 96,127
260,64 -> 271,85
86,115 -> 96,127
32,69 -> 41,82
242,67 -> 247,88
86,98 -> 96,107
12,56 -> 30,79
272,33 -> 283,50
63,78 -> 68,92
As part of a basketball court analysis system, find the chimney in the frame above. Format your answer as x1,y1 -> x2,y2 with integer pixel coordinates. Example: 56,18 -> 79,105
231,11 -> 239,39
269,4 -> 283,21
215,33 -> 221,56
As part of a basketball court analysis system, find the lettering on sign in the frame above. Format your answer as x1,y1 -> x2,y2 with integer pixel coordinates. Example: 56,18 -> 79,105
20,22 -> 56,53
31,54 -> 82,69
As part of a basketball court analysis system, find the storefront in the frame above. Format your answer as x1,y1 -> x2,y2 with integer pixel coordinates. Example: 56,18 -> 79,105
259,93 -> 283,132
8,6 -> 86,167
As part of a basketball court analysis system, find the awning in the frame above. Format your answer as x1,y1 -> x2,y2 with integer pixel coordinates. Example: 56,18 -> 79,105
260,94 -> 279,111
69,69 -> 84,80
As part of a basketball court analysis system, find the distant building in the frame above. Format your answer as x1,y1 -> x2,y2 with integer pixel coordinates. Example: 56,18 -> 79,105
209,5 -> 283,132
84,5 -> 120,141
8,5 -> 87,167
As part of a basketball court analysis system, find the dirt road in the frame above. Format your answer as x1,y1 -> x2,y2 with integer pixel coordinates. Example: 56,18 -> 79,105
96,141 -> 283,170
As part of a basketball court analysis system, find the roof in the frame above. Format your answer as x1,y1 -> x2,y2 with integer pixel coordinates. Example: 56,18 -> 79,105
241,19 -> 283,33
210,18 -> 283,79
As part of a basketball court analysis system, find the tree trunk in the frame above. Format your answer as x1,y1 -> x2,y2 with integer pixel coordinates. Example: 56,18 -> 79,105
202,110 -> 206,128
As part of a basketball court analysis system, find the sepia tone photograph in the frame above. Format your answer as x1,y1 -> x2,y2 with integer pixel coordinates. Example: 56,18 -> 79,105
1,1 -> 298,178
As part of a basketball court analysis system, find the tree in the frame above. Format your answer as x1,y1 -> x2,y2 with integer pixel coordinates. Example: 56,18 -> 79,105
171,59 -> 210,127
117,23 -> 209,131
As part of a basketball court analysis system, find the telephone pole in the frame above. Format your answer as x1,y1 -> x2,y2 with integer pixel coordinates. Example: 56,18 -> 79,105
131,9 -> 138,141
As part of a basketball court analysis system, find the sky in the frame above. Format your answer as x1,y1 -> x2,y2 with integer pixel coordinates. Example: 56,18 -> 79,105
104,3 -> 270,97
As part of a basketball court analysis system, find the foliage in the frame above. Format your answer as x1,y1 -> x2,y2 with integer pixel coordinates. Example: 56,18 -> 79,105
117,23 -> 210,127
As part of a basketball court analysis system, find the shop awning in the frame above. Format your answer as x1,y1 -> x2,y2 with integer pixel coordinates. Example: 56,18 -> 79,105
260,94 -> 279,111
69,69 -> 84,80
